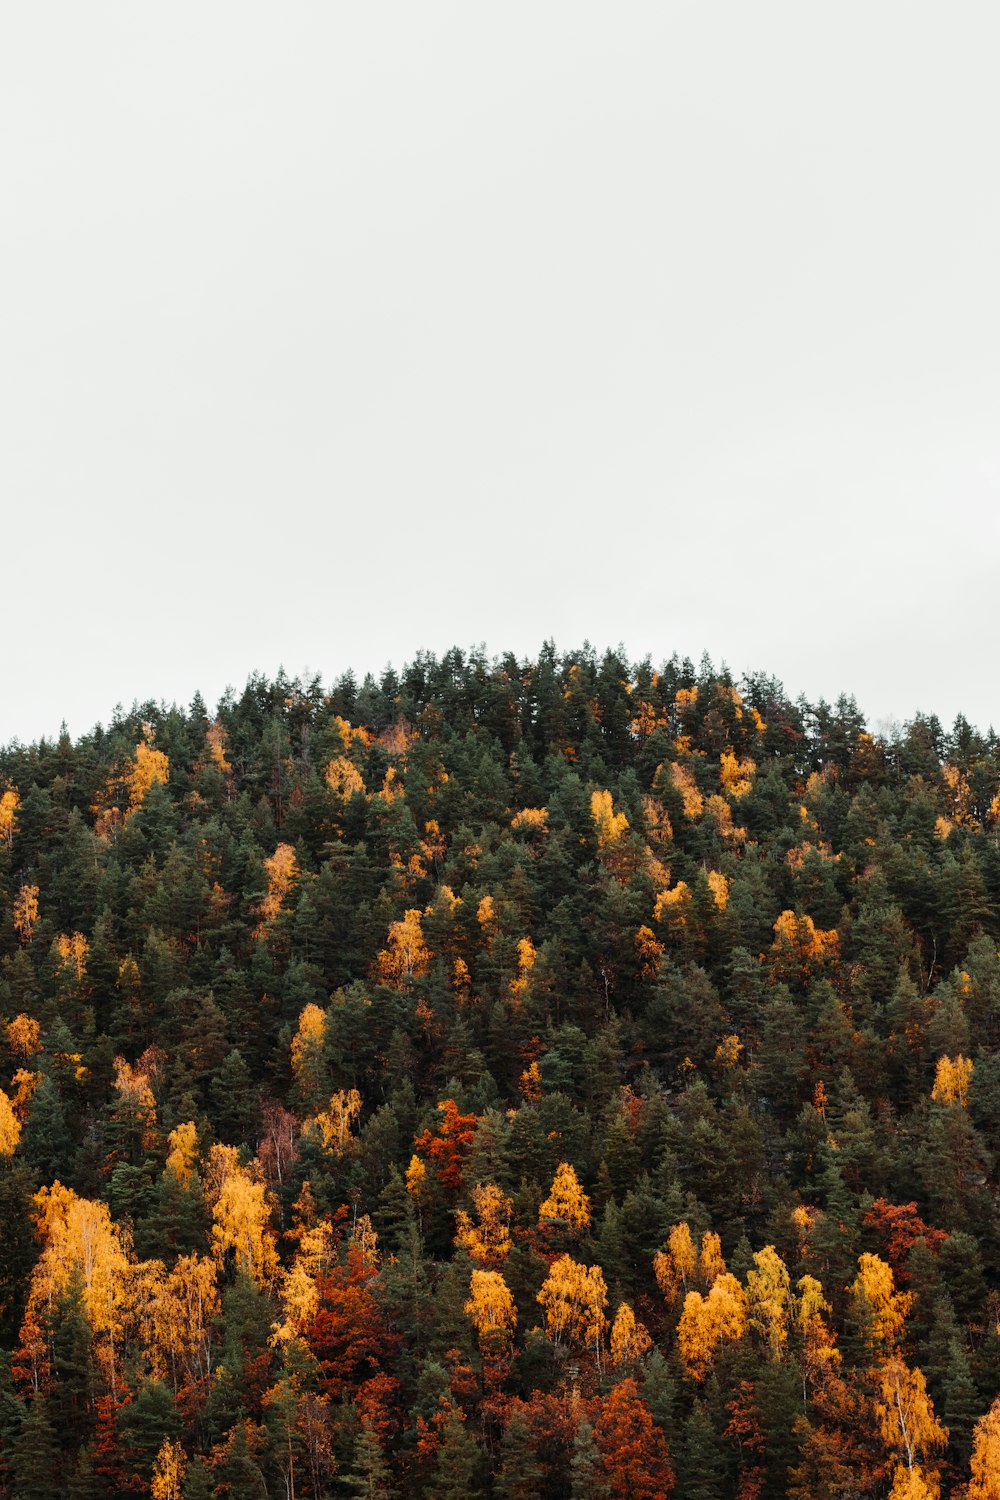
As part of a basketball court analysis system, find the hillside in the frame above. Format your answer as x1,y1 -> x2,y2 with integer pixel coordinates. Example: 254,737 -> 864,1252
0,644 -> 998,1497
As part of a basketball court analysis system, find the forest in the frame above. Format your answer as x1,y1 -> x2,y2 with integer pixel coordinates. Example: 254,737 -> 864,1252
2,642 -> 1000,1498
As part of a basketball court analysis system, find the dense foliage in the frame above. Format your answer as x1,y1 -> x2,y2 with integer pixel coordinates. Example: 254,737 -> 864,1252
1,643 -> 1000,1498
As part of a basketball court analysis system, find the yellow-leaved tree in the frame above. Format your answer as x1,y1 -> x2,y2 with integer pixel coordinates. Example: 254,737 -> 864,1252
205,1145 -> 279,1287
609,1302 -> 653,1368
745,1245 -> 792,1357
0,787 -> 19,848
538,1161 -> 591,1234
375,908 -> 430,988
875,1356 -> 947,1499
455,1183 -> 514,1266
0,1090 -> 21,1156
150,1438 -> 187,1500
290,1002 -> 328,1106
850,1253 -> 912,1352
677,1273 -> 748,1381
465,1269 -> 517,1348
537,1254 -> 608,1365
931,1055 -> 974,1106
969,1396 -> 1000,1499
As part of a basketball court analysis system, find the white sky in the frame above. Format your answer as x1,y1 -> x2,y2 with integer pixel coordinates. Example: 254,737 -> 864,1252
3,3 -> 999,745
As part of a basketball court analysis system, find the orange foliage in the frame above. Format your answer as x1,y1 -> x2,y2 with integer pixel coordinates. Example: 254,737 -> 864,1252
412,1099 -> 478,1192
593,1378 -> 675,1499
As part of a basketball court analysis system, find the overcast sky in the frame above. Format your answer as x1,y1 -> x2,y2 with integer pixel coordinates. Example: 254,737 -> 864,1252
3,3 -> 999,745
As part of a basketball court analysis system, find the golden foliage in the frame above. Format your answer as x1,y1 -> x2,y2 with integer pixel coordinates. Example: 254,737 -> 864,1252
851,1253 -> 913,1351
591,789 -> 630,846
653,1222 -> 698,1305
653,881 -> 692,929
375,908 -> 430,988
537,1254 -> 608,1354
55,931 -> 89,978
465,1269 -> 517,1342
13,884 -> 39,942
875,1356 -> 947,1475
333,715 -> 372,751
797,1274 -> 841,1388
714,1034 -> 743,1069
9,1068 -> 38,1121
405,1154 -> 428,1199
0,1089 -> 21,1156
29,1183 -> 132,1347
707,870 -> 730,910
518,1060 -> 542,1101
609,1302 -> 653,1367
113,1055 -> 158,1137
205,721 -> 231,773
325,755 -> 366,801
719,750 -> 755,799
165,1122 -> 199,1188
127,741 -> 170,813
7,1014 -> 41,1058
455,1183 -> 514,1266
887,1465 -> 940,1500
151,1438 -> 187,1500
290,1003 -> 327,1096
704,795 -> 747,848
969,1396 -> 1000,1499
256,843 -> 299,932
670,763 -> 704,820
206,1145 -> 279,1287
305,1088 -> 363,1154
745,1245 -> 791,1355
641,794 -> 672,847
931,1054 -> 974,1106
699,1230 -> 726,1286
770,910 -> 839,978
139,1253 -> 219,1387
677,1273 -> 748,1380
0,787 -> 19,848
511,806 -> 548,832
635,924 -> 664,979
539,1161 -> 591,1232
